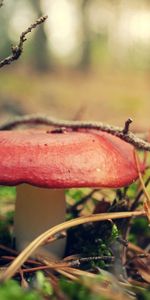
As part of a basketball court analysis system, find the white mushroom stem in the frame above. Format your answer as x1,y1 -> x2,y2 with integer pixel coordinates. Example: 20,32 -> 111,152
14,184 -> 66,258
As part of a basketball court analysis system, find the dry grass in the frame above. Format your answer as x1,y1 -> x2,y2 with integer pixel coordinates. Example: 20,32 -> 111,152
0,210 -> 145,282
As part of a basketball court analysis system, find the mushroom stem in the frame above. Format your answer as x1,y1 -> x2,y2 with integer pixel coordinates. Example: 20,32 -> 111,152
14,184 -> 66,257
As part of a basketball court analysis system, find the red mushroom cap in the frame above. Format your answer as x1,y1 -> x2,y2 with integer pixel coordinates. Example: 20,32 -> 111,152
0,130 -> 144,188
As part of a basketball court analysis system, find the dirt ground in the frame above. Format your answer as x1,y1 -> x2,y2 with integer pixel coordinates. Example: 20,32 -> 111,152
0,67 -> 150,131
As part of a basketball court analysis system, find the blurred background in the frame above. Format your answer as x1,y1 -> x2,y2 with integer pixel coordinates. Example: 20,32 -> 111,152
0,0 -> 150,130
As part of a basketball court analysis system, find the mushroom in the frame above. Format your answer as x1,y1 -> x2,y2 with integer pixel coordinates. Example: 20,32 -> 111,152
0,129 -> 144,257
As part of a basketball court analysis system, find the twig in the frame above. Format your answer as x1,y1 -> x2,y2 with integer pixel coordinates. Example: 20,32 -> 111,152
42,231 -> 67,245
131,176 -> 150,211
125,253 -> 150,266
0,255 -> 42,266
128,242 -> 149,254
122,118 -> 133,134
66,255 -> 114,267
128,278 -> 149,289
0,244 -> 17,255
0,114 -> 150,151
19,268 -> 29,288
122,176 -> 150,248
0,16 -> 48,68
134,150 -> 150,221
121,154 -> 150,265
0,210 -> 145,282
67,189 -> 98,214
38,254 -> 114,269
20,265 -> 55,274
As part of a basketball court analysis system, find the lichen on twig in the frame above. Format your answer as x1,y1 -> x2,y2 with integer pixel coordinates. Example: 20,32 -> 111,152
0,114 -> 150,152
0,15 -> 48,68
0,210 -> 145,282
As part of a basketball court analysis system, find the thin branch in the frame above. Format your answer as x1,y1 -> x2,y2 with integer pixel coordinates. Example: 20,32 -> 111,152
122,118 -> 133,134
0,210 -> 145,282
0,114 -> 150,151
37,254 -> 114,270
134,150 -> 150,221
131,176 -> 150,211
67,189 -> 98,214
2,255 -> 114,274
0,16 -> 48,68
66,255 -> 114,267
121,156 -> 150,264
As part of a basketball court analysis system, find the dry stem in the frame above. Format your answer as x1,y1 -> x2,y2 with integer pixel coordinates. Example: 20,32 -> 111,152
0,210 -> 145,282
0,114 -> 150,151
0,16 -> 48,68
134,150 -> 150,221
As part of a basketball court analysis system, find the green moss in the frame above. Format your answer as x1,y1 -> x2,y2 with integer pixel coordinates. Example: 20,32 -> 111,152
60,278 -> 106,300
0,280 -> 42,300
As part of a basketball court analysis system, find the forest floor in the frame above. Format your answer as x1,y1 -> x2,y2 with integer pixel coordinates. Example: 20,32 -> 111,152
0,67 -> 150,299
0,67 -> 150,130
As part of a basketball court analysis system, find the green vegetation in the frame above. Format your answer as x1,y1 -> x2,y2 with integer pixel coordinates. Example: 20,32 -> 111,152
0,182 -> 149,299
0,280 -> 42,300
0,186 -> 16,202
0,2 -> 150,298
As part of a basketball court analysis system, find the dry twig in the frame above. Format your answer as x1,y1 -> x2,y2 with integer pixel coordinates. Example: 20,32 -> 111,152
0,210 -> 145,282
122,118 -> 133,134
38,254 -> 114,269
0,115 -> 150,152
134,150 -> 150,221
67,189 -> 98,214
131,177 -> 150,211
0,16 -> 48,68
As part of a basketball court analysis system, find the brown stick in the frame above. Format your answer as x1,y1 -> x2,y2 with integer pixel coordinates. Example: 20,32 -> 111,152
0,16 -> 48,68
0,114 -> 150,151
0,210 -> 145,282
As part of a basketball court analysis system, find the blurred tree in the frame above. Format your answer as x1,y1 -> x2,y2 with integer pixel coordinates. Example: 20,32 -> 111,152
0,5 -> 13,60
77,0 -> 92,71
28,0 -> 52,72
0,20 -> 11,59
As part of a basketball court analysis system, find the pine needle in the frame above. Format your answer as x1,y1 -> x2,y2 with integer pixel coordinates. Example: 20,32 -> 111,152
0,210 -> 145,282
134,150 -> 150,221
